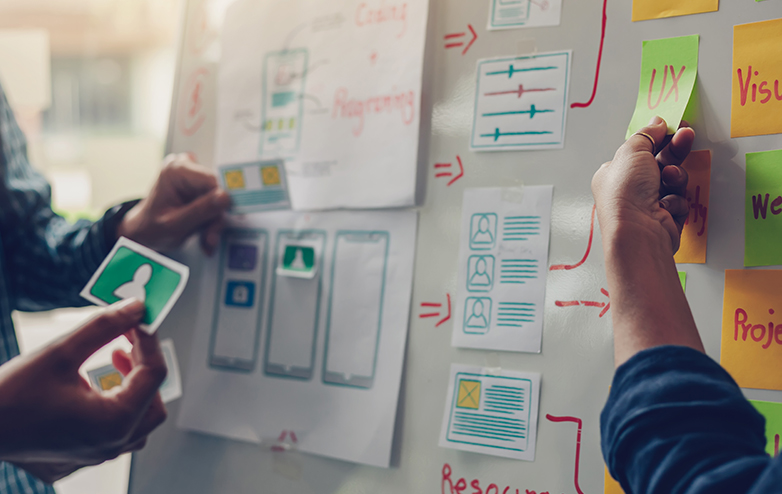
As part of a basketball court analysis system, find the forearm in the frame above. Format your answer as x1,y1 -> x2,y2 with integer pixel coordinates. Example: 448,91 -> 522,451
602,223 -> 703,367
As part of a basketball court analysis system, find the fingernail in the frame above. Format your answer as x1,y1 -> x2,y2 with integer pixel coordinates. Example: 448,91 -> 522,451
649,115 -> 664,126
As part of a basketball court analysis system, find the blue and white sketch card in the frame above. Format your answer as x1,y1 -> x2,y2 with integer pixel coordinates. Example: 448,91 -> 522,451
488,0 -> 563,31
439,364 -> 541,461
452,186 -> 553,353
218,159 -> 291,213
470,51 -> 571,152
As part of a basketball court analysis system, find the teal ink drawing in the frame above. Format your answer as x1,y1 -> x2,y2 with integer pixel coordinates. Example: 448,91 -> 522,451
464,297 -> 492,334
470,213 -> 498,250
467,255 -> 496,292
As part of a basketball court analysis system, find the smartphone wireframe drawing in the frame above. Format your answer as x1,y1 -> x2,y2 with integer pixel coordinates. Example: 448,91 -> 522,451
260,48 -> 308,157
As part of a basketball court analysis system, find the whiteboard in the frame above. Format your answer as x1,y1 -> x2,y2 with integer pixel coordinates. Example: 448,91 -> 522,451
130,1 -> 782,493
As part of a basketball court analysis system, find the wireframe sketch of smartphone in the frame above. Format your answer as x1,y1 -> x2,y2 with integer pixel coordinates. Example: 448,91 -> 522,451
323,231 -> 389,389
209,229 -> 268,372
260,48 -> 308,157
263,230 -> 326,380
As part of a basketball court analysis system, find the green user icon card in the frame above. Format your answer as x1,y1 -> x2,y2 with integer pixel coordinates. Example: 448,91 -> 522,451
81,237 -> 190,334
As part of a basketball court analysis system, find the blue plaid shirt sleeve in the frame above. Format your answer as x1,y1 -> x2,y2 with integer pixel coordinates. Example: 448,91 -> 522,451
0,85 -> 111,312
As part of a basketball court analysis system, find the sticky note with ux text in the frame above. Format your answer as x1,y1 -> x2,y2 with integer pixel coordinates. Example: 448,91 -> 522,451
631,0 -> 718,22
745,149 -> 782,267
731,18 -> 782,138
721,270 -> 782,391
673,150 -> 711,264
626,35 -> 699,139
81,237 -> 190,334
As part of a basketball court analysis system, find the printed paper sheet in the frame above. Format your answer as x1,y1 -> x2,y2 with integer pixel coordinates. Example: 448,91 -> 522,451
487,0 -> 563,31
452,187 -> 553,353
178,210 -> 417,467
215,0 -> 429,210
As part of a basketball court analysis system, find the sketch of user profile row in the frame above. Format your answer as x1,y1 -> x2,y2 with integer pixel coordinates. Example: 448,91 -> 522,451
470,51 -> 572,152
208,227 -> 393,389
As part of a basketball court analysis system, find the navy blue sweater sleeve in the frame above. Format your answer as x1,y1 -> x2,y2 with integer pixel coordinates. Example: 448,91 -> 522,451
601,346 -> 776,494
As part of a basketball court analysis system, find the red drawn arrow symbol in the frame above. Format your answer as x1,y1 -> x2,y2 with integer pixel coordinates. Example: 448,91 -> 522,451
550,204 -> 596,271
444,24 -> 477,55
555,287 -> 610,318
546,414 -> 585,494
419,294 -> 451,327
433,156 -> 464,186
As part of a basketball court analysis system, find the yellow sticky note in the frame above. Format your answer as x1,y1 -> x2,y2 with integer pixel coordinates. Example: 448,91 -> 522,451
731,18 -> 782,138
721,270 -> 782,391
98,371 -> 123,391
674,150 -> 711,264
632,0 -> 718,22
456,379 -> 481,409
224,169 -> 245,190
604,467 -> 625,494
261,165 -> 281,186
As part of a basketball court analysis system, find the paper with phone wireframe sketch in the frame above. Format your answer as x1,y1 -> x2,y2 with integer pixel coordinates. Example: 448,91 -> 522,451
487,0 -> 562,30
452,187 -> 553,353
178,209 -> 417,468
439,364 -> 541,461
215,0 -> 429,210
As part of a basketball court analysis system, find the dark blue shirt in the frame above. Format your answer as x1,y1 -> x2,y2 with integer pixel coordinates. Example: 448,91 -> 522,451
602,346 -> 782,493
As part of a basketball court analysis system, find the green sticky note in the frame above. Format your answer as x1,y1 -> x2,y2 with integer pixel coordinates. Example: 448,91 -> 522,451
678,271 -> 687,291
750,400 -> 782,456
745,149 -> 782,267
626,35 -> 700,138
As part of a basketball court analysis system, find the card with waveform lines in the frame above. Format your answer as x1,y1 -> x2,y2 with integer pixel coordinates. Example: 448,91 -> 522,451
470,51 -> 571,152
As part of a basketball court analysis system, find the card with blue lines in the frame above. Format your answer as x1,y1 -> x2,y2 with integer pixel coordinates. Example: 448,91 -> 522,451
439,364 -> 541,461
453,186 -> 553,353
470,51 -> 571,152
218,159 -> 291,214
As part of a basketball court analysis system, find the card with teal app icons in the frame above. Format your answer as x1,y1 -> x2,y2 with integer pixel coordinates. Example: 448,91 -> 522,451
80,237 -> 190,334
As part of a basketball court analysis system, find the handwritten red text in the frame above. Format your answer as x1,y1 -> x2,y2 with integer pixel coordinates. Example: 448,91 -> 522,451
685,185 -> 707,236
332,87 -> 415,136
356,1 -> 408,38
441,463 -> 556,494
734,308 -> 782,350
737,66 -> 782,106
647,65 -> 686,110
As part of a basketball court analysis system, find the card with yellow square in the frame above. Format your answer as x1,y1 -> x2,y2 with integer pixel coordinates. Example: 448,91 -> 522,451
218,159 -> 290,213
456,379 -> 481,409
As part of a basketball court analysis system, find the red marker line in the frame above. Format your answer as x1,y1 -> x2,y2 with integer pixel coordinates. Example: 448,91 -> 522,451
555,301 -> 580,307
435,172 -> 452,178
434,163 -> 451,168
444,32 -> 465,40
550,204 -> 596,271
447,156 -> 464,186
421,302 -> 442,307
419,312 -> 440,318
485,86 -> 555,98
601,287 -> 609,297
546,415 -> 585,494
599,303 -> 611,318
445,42 -> 464,49
571,0 -> 608,108
581,301 -> 605,308
436,294 -> 452,327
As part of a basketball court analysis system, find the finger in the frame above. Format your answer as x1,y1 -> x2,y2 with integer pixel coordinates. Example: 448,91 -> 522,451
61,299 -> 145,365
113,330 -> 167,412
128,394 -> 167,443
622,116 -> 669,157
656,126 -> 695,168
200,216 -> 225,256
111,349 -> 133,376
165,189 -> 231,240
660,194 -> 690,231
119,437 -> 148,454
164,157 -> 221,199
661,165 -> 689,198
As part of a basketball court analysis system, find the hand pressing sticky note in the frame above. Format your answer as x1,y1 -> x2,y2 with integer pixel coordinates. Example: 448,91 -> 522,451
731,18 -> 782,138
745,149 -> 782,267
674,150 -> 711,264
720,270 -> 782,391
631,0 -> 718,22
626,35 -> 699,139
750,400 -> 782,457
81,237 -> 190,334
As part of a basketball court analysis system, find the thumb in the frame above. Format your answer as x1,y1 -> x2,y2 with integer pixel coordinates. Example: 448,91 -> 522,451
624,116 -> 668,156
61,298 -> 146,366
166,189 -> 231,240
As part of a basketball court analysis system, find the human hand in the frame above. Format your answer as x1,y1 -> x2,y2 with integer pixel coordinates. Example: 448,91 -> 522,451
0,299 -> 167,480
117,153 -> 231,255
591,116 -> 695,254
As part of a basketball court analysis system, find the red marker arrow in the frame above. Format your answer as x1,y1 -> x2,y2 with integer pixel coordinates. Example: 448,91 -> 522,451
434,155 -> 464,186
444,24 -> 478,55
555,287 -> 610,318
419,294 -> 451,327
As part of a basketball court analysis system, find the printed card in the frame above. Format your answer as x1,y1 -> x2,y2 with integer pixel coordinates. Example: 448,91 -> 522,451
487,0 -> 563,31
439,364 -> 541,461
218,159 -> 291,213
81,237 -> 190,334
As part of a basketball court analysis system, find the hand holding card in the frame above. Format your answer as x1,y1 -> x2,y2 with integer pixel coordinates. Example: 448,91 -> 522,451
81,237 -> 190,334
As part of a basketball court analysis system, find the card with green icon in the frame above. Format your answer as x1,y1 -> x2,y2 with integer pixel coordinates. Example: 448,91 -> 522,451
80,237 -> 190,334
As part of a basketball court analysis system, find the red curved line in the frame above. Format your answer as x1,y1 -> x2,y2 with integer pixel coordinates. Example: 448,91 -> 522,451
550,204 -> 596,271
571,0 -> 607,109
545,414 -> 585,494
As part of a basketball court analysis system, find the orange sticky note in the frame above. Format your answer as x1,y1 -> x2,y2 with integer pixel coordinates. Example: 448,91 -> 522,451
674,150 -> 711,264
632,0 -> 718,22
721,270 -> 782,391
604,467 -> 625,493
731,18 -> 782,138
